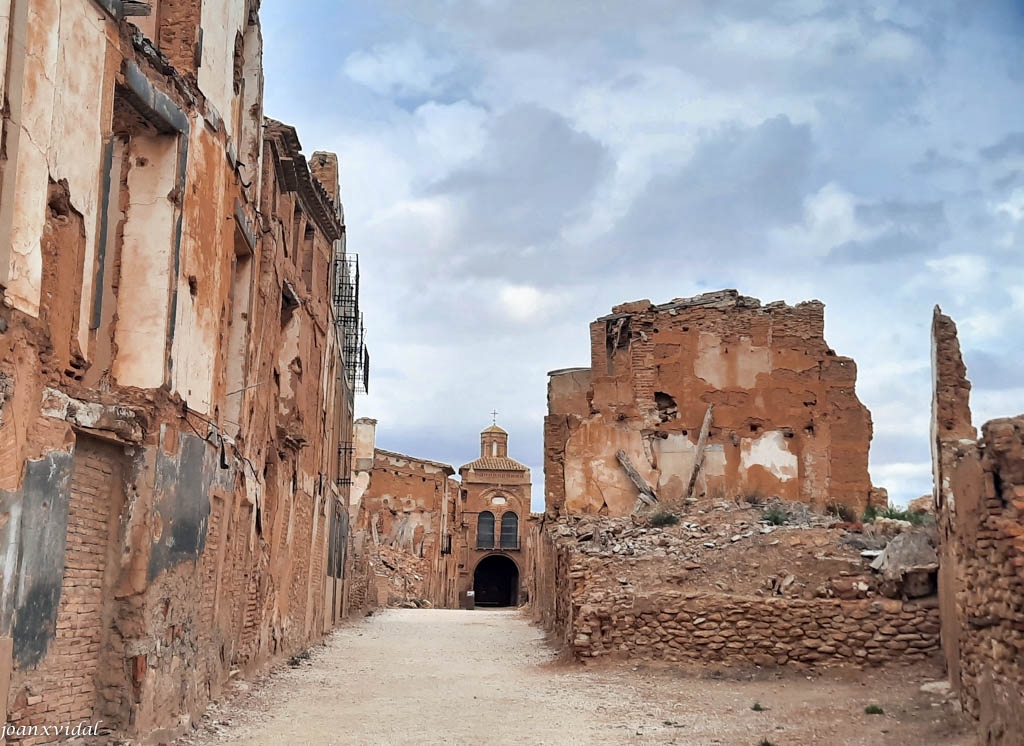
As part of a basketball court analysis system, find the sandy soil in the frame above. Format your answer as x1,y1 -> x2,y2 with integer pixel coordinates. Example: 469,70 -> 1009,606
176,609 -> 976,746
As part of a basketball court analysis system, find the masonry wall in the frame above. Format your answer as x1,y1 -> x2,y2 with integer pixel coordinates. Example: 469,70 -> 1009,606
0,2 -> 360,743
932,309 -> 1024,746
353,443 -> 456,608
545,290 -> 874,517
530,522 -> 941,668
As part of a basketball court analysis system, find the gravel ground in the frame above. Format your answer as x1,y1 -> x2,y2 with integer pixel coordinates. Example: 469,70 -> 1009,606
177,608 -> 975,746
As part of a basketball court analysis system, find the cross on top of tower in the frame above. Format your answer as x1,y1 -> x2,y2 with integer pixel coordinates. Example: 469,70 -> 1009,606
490,409 -> 499,426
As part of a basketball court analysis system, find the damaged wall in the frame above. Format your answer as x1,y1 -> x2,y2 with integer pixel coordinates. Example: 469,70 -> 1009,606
545,290 -> 875,517
350,419 -> 458,608
0,1 -> 363,743
529,514 -> 942,669
931,308 -> 1024,746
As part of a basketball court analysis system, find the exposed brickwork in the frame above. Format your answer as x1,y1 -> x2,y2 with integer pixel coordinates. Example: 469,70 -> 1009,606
0,3 -> 364,743
5,437 -> 124,744
546,290 -> 875,518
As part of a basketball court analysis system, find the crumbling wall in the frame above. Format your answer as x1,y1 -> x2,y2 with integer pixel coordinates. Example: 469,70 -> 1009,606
0,3 -> 360,743
532,516 -> 941,669
351,437 -> 456,609
546,290 -> 874,517
932,308 -> 1024,746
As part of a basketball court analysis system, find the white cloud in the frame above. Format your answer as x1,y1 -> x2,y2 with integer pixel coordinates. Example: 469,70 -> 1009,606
772,182 -> 869,256
498,284 -> 559,322
870,462 -> 932,506
923,254 -> 989,303
344,40 -> 457,97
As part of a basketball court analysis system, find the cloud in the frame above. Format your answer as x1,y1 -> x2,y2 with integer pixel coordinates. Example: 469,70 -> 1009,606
828,199 -> 949,263
980,132 -> 1024,161
260,0 -> 1024,509
344,40 -> 459,98
428,104 -> 613,268
964,349 -> 1024,391
605,115 -> 813,262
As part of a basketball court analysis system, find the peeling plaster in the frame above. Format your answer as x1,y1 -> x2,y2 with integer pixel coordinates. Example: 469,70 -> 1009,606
741,431 -> 799,482
694,332 -> 771,390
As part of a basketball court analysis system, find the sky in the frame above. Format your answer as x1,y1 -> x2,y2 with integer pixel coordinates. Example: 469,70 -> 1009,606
261,0 -> 1024,512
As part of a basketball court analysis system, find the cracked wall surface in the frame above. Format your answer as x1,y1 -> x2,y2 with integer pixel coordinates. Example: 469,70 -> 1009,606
931,308 -> 1024,746
0,2 -> 360,743
545,290 -> 875,518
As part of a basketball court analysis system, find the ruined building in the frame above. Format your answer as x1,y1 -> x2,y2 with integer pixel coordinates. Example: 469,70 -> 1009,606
349,418 -> 459,608
545,290 -> 874,517
349,421 -> 532,609
931,308 -> 1024,746
0,1 -> 367,742
527,290 -> 948,670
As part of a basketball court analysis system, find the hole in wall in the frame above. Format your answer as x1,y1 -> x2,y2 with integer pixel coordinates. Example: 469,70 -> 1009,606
654,391 -> 678,423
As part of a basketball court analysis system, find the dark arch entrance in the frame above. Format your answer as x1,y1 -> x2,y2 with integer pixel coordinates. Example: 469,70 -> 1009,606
473,555 -> 519,607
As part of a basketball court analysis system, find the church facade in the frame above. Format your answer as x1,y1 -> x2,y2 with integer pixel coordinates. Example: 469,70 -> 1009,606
457,426 -> 532,607
349,420 -> 533,608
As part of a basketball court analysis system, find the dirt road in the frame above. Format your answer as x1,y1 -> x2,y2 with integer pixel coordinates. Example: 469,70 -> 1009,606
180,608 -> 974,746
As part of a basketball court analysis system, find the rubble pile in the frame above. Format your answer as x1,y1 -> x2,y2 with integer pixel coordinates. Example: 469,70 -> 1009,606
556,498 -> 935,601
368,543 -> 431,606
535,498 -> 943,668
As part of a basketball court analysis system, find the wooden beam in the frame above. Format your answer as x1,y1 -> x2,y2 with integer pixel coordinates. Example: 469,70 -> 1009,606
683,405 -> 714,501
616,449 -> 657,504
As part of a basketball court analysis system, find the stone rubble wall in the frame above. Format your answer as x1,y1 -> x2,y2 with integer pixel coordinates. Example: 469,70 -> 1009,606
931,308 -> 1024,746
532,522 -> 942,669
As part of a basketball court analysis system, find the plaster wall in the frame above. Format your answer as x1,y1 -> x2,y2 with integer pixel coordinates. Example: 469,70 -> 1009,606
546,290 -> 874,517
112,135 -> 179,389
198,0 -> 246,141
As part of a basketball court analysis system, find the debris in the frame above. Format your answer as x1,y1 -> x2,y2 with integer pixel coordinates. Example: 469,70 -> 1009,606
870,531 -> 938,599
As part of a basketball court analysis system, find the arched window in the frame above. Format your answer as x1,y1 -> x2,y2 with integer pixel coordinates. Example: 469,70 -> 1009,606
477,511 -> 495,549
500,512 -> 519,549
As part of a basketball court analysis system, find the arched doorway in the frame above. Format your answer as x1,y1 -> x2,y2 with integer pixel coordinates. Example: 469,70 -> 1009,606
473,555 -> 519,607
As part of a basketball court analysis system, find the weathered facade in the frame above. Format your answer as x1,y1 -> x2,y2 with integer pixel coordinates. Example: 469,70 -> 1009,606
0,1 -> 366,742
931,308 -> 1024,746
545,290 -> 874,517
458,426 -> 531,607
350,418 -> 458,608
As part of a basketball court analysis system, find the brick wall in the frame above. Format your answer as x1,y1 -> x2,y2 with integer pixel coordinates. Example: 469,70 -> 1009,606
546,290 -> 875,518
6,437 -> 124,744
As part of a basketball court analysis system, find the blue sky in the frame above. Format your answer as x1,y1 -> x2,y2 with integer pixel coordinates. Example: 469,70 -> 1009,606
262,0 -> 1024,511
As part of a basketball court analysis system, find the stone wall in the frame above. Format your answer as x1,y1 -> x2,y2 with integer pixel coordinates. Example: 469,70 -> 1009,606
545,290 -> 875,518
531,519 -> 942,669
931,308 -> 1024,746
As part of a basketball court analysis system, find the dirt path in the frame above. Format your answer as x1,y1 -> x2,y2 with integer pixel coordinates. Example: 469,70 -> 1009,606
178,609 -> 975,746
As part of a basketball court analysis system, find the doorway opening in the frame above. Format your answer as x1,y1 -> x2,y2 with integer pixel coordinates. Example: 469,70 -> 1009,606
473,554 -> 519,607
